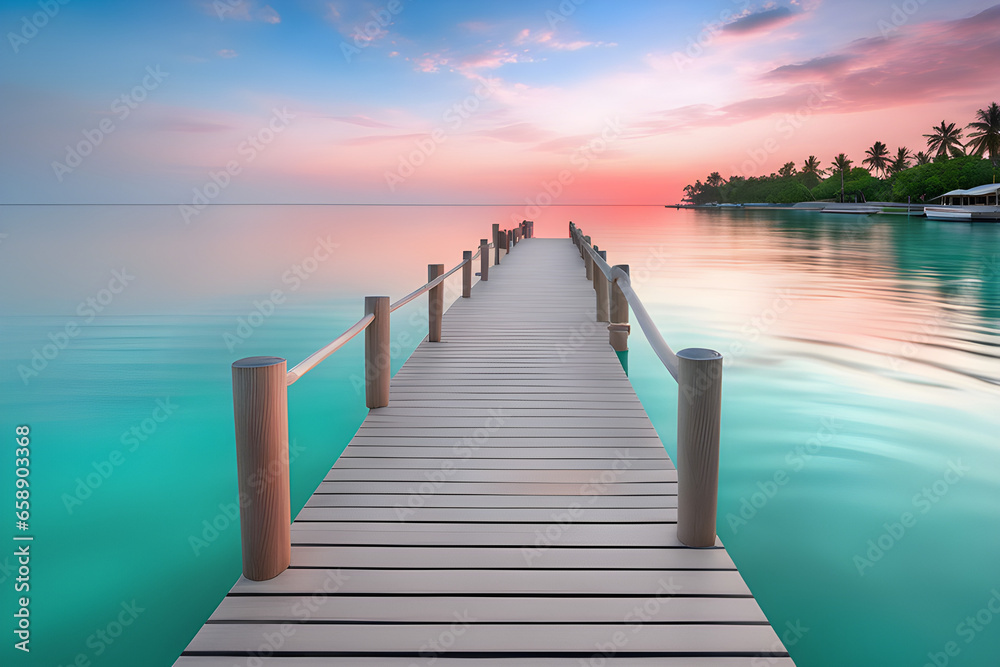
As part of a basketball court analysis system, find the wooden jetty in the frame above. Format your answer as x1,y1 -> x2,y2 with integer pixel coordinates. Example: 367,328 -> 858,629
176,221 -> 795,665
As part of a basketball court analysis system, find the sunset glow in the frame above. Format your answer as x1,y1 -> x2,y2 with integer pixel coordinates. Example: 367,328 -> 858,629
2,1 -> 998,204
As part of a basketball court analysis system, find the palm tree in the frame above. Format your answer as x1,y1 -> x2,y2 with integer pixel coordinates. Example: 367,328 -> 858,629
705,171 -> 726,188
890,147 -> 912,175
923,121 -> 965,159
778,161 -> 797,178
863,141 -> 891,178
802,155 -> 825,178
966,102 -> 1000,167
914,151 -> 932,165
831,153 -> 852,202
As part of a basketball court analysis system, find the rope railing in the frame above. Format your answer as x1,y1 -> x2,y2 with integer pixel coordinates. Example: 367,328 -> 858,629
569,221 -> 722,549
230,219 -> 533,581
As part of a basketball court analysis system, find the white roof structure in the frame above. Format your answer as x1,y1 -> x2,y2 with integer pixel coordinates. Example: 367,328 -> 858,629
937,183 -> 1000,198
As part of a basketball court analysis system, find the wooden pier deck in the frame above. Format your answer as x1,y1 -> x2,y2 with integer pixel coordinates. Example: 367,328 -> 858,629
176,237 -> 794,665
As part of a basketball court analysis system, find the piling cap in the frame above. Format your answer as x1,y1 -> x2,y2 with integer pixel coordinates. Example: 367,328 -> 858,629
677,348 -> 722,362
233,356 -> 286,368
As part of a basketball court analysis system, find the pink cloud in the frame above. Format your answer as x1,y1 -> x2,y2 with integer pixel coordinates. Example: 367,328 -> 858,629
639,5 -> 1000,135
328,114 -> 395,129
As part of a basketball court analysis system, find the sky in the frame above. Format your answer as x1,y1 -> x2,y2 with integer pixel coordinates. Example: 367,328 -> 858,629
1,0 -> 998,204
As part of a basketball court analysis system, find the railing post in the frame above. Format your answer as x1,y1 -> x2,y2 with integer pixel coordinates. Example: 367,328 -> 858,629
591,245 -> 600,290
493,223 -> 501,265
676,348 -> 723,548
428,264 -> 444,342
462,250 -> 472,298
365,296 -> 390,408
609,264 -> 630,351
507,230 -> 512,252
231,356 -> 290,581
584,244 -> 593,280
596,250 -> 609,322
480,239 -> 489,281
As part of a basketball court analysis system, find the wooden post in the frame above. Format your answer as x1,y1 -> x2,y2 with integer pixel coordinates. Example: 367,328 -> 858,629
507,230 -> 512,252
462,250 -> 472,298
609,264 -> 630,351
428,264 -> 444,343
493,223 -> 501,265
479,239 -> 489,281
584,244 -> 593,280
676,348 -> 723,548
365,296 -> 390,408
596,250 -> 609,323
231,356 -> 290,581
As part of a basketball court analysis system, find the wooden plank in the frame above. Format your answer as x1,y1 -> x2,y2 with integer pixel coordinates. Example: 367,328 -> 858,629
207,595 -> 761,623
304,494 -> 678,509
331,458 -> 673,470
312,482 -> 677,494
183,623 -> 783,655
295,506 -> 679,523
178,659 -> 796,666
322,469 -> 676,483
289,522 -> 712,547
282,545 -> 729,569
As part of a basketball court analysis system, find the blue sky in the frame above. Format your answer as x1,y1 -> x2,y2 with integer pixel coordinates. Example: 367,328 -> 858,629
2,0 -> 998,203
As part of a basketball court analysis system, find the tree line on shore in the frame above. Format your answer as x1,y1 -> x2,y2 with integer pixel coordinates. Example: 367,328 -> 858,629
682,102 -> 1000,205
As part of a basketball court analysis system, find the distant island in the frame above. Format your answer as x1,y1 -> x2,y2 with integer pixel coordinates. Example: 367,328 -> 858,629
682,102 -> 999,205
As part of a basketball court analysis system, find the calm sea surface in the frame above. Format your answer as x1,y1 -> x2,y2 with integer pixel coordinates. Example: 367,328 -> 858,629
1,205 -> 998,666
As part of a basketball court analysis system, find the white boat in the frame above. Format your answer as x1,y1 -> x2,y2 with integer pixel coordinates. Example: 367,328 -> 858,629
924,183 -> 1000,222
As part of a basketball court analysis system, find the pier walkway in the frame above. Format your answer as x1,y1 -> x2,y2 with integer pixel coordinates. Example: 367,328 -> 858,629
176,228 -> 794,665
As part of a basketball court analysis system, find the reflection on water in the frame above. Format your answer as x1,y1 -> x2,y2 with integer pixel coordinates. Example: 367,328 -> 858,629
0,206 -> 998,666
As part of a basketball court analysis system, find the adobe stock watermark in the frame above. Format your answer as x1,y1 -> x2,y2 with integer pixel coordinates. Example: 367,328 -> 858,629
726,416 -> 840,535
235,569 -> 351,667
510,116 -> 623,224
546,0 -> 586,29
730,84 -> 834,178
54,600 -> 145,667
180,106 -> 295,224
751,619 -> 810,666
349,267 -> 469,395
417,611 -> 475,665
52,65 -> 169,182
878,0 -> 930,38
7,0 -> 70,54
522,450 -> 634,565
672,0 -> 751,71
17,268 -> 135,385
340,0 -> 405,62
189,440 -> 307,556
581,577 -> 681,666
384,77 -> 499,192
223,235 -> 339,352
853,459 -> 969,576
723,289 -> 795,368
884,311 -> 949,372
394,409 -> 509,520
61,398 -> 179,514
922,587 -> 1000,667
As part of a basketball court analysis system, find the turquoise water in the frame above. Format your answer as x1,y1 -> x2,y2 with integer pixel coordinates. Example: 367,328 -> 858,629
1,205 -> 998,666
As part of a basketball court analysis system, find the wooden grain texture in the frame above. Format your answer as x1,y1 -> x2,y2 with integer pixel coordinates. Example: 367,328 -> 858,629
428,263 -> 444,343
180,239 -> 791,665
231,356 -> 290,581
463,250 -> 472,298
610,264 -> 630,352
363,296 -> 390,409
676,348 -> 723,548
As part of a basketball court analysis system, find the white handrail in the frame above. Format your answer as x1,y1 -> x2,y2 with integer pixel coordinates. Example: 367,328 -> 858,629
610,267 -> 680,381
285,313 -> 375,386
390,257 -> 467,312
285,240 -> 498,385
